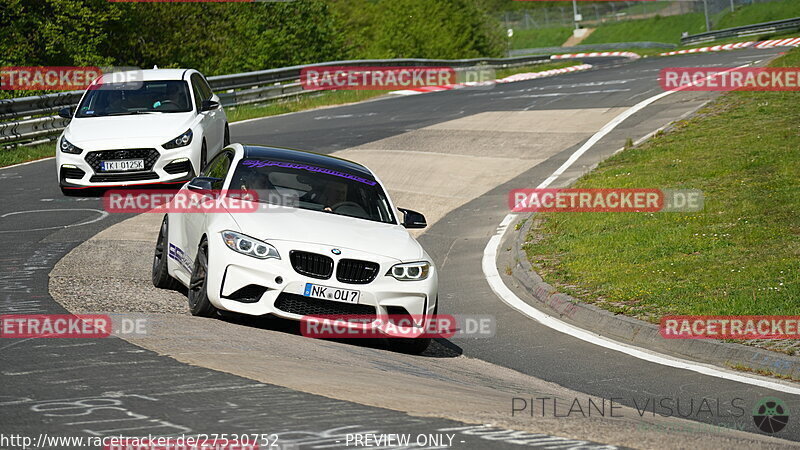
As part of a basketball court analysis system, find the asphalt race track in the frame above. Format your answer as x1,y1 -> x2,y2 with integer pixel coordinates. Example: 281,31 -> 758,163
2,49 -> 798,449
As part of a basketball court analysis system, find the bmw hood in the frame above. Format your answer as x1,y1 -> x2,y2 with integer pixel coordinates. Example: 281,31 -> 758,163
227,207 -> 424,262
66,113 -> 194,142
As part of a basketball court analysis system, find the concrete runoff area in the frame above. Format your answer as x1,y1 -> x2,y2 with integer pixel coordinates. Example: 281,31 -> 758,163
49,106 -> 795,448
336,109 -> 625,228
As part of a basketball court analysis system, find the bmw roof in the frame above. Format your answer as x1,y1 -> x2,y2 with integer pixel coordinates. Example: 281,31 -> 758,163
242,145 -> 376,181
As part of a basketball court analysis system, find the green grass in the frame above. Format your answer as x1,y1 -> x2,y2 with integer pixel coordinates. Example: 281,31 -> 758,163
0,143 -> 56,168
726,363 -> 800,381
716,0 -> 800,30
524,48 -> 800,321
511,27 -> 574,50
583,13 -> 707,45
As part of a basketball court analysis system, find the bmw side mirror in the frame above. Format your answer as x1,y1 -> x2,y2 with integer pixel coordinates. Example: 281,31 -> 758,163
58,107 -> 73,119
187,176 -> 218,193
201,100 -> 220,112
398,208 -> 427,229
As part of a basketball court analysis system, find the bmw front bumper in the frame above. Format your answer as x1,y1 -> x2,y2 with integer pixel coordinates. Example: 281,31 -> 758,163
204,236 -> 438,329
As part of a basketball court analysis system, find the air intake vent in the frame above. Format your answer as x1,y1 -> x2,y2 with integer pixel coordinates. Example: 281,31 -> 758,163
224,284 -> 267,303
274,292 -> 375,318
289,251 -> 334,280
164,159 -> 192,174
336,259 -> 380,284
60,167 -> 85,180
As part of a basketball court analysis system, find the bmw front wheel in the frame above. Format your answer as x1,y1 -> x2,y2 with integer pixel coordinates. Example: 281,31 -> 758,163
188,238 -> 218,317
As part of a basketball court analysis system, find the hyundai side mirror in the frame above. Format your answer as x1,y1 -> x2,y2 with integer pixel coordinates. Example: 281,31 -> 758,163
58,107 -> 73,119
398,208 -> 427,229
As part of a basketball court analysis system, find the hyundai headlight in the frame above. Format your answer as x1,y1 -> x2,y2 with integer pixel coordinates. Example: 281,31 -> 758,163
387,261 -> 430,281
60,137 -> 83,154
163,129 -> 193,149
221,230 -> 280,260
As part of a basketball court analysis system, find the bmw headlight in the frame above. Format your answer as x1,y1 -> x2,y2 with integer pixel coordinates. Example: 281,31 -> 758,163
387,261 -> 430,281
222,230 -> 280,260
60,137 -> 83,154
162,129 -> 193,149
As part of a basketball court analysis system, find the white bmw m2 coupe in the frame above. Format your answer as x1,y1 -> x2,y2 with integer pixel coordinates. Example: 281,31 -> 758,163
56,69 -> 228,194
152,144 -> 438,353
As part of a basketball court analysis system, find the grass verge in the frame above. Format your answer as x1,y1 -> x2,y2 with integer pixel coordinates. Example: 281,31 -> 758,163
582,13 -> 707,45
726,363 -> 800,382
524,48 -> 800,321
0,143 -> 56,169
511,27 -> 574,50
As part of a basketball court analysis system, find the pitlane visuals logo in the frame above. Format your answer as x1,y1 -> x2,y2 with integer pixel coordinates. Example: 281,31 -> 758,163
752,397 -> 789,434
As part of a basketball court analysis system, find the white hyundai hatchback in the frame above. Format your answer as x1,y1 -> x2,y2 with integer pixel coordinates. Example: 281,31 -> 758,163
56,69 -> 228,194
152,144 -> 438,353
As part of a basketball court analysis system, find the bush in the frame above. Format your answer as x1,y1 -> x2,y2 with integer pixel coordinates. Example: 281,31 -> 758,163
0,0 -> 504,92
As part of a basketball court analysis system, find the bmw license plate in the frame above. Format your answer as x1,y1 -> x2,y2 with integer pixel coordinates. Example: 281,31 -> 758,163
101,159 -> 145,172
303,283 -> 360,304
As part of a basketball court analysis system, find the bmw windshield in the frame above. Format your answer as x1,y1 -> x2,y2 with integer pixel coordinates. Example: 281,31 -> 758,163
76,80 -> 193,118
230,158 -> 396,225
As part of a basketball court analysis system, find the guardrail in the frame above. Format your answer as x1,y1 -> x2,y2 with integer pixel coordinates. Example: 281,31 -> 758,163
0,55 -> 554,147
681,17 -> 800,46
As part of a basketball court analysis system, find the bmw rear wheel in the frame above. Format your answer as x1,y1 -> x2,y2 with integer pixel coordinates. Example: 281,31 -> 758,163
152,215 -> 180,290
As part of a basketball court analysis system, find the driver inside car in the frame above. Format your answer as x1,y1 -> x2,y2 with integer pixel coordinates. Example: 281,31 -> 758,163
307,181 -> 348,212
153,87 -> 184,110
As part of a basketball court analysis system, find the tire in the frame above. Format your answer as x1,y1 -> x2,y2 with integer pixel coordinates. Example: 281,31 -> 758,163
187,237 -> 218,317
223,124 -> 230,147
152,215 -> 181,290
